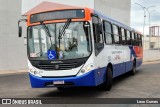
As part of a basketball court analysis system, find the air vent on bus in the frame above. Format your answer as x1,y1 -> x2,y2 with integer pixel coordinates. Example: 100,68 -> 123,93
38,62 -> 78,70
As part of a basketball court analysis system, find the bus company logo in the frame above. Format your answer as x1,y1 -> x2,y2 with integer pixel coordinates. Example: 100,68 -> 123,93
55,65 -> 59,69
2,99 -> 11,104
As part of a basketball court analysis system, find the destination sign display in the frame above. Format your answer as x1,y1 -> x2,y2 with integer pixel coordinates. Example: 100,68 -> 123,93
30,9 -> 85,23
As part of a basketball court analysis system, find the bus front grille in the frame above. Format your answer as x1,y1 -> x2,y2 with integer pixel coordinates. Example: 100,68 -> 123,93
38,62 -> 78,70
30,58 -> 87,71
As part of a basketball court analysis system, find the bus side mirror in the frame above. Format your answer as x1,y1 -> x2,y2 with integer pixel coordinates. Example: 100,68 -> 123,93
19,26 -> 22,37
18,19 -> 27,38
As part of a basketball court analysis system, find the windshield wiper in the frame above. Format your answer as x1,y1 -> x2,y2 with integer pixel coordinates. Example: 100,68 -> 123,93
58,19 -> 71,49
58,19 -> 71,39
40,21 -> 53,46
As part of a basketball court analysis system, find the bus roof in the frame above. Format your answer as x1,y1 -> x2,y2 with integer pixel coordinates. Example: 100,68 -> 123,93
25,1 -> 142,34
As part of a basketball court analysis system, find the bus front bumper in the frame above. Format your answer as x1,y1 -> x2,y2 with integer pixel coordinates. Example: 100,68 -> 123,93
29,68 -> 106,88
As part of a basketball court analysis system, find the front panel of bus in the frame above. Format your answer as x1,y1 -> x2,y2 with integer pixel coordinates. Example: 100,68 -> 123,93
26,9 -> 105,88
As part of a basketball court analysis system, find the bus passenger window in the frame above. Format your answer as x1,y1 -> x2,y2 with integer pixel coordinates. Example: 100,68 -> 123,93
134,33 -> 137,46
126,30 -> 131,45
92,16 -> 104,55
131,32 -> 134,45
113,25 -> 120,44
136,34 -> 139,46
104,21 -> 112,44
138,34 -> 142,46
121,28 -> 126,45
139,35 -> 142,46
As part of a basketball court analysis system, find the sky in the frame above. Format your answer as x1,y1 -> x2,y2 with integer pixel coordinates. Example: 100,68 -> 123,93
131,0 -> 160,35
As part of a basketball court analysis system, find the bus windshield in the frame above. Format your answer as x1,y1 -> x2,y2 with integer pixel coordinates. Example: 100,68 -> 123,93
28,21 -> 91,60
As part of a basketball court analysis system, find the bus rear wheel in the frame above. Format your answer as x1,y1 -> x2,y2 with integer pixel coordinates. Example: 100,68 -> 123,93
99,67 -> 113,91
130,61 -> 136,75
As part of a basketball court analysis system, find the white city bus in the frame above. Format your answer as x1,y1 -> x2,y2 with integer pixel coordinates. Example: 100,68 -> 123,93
18,7 -> 143,91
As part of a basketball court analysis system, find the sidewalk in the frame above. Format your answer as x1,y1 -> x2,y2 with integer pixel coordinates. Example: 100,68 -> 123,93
143,60 -> 160,65
0,60 -> 160,75
0,70 -> 27,75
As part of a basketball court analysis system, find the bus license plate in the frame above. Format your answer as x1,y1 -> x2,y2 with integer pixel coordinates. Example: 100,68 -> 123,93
53,81 -> 64,85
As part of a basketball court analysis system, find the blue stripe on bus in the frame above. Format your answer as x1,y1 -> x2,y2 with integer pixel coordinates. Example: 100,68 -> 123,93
29,68 -> 107,88
112,61 -> 133,78
29,59 -> 142,88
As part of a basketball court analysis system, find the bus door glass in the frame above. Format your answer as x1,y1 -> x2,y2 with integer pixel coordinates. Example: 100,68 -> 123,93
92,15 -> 104,55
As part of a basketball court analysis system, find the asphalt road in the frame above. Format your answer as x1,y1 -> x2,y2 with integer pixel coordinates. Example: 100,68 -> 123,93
0,62 -> 160,98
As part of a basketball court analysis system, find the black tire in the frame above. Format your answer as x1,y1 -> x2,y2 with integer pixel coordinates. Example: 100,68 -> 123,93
57,87 -> 64,91
130,61 -> 136,75
99,67 -> 113,91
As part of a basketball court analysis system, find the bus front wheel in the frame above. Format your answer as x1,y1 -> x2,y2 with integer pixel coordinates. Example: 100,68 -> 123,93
99,67 -> 113,91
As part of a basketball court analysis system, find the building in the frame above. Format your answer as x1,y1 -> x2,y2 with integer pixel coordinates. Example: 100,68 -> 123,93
149,36 -> 160,49
143,26 -> 160,50
0,0 -> 131,70
150,26 -> 160,37
0,0 -> 27,70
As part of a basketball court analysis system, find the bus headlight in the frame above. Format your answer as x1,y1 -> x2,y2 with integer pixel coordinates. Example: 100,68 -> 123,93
29,68 -> 42,77
77,64 -> 94,76
29,69 -> 34,74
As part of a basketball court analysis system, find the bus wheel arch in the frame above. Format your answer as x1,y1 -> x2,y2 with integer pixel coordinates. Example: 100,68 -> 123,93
107,63 -> 113,75
99,63 -> 113,91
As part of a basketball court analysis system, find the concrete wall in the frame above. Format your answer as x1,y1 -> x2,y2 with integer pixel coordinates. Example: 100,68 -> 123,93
95,0 -> 131,26
0,0 -> 27,70
143,36 -> 160,50
143,36 -> 150,50
150,37 -> 160,49
143,50 -> 160,62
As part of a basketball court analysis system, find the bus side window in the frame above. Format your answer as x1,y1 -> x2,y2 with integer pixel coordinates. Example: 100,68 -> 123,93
112,24 -> 120,44
121,28 -> 126,45
132,32 -> 135,46
137,34 -> 139,46
139,35 -> 142,46
134,33 -> 137,46
103,21 -> 113,44
136,34 -> 139,46
132,32 -> 136,46
126,30 -> 131,45
92,16 -> 104,55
